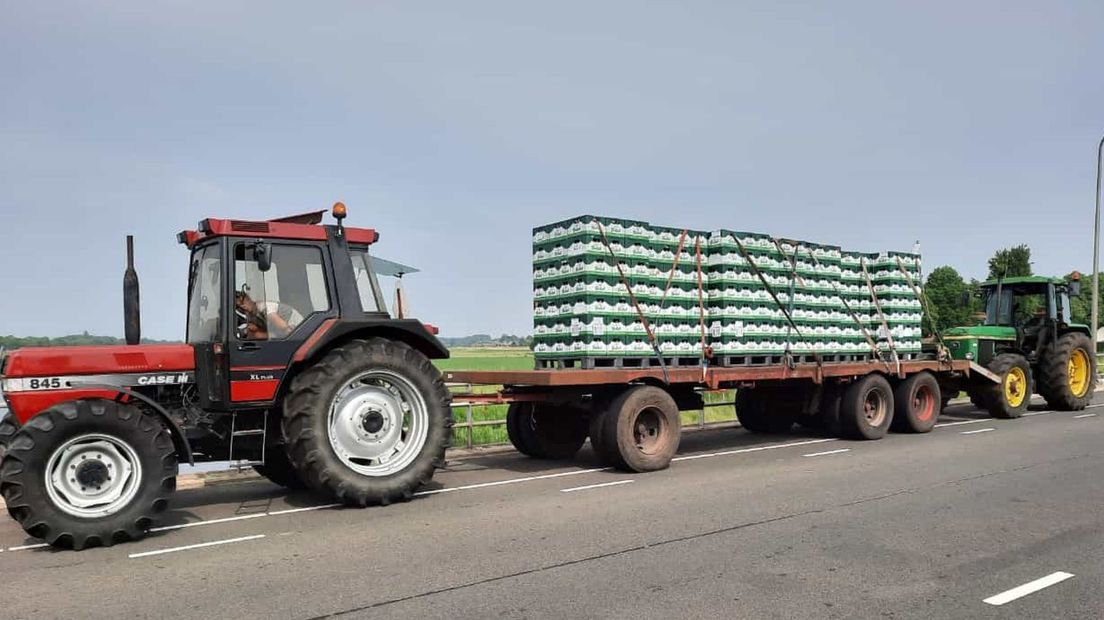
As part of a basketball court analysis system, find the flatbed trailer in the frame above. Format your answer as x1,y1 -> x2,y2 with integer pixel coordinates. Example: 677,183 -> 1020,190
444,358 -> 998,473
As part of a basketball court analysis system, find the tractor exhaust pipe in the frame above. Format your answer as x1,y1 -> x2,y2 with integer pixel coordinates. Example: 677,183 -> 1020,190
124,235 -> 141,345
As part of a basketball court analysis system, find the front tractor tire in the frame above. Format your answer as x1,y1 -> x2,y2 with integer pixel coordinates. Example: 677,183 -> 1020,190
0,399 -> 177,550
1037,332 -> 1096,411
282,338 -> 453,507
982,353 -> 1032,419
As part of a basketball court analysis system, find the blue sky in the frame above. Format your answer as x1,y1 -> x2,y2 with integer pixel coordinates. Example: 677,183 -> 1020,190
1,1 -> 1102,340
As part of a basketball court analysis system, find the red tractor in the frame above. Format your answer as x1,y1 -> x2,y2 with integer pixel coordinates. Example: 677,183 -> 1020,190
0,204 -> 453,549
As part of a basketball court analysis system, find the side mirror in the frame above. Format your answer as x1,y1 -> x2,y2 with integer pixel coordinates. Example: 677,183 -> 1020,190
256,243 -> 272,272
1069,279 -> 1081,297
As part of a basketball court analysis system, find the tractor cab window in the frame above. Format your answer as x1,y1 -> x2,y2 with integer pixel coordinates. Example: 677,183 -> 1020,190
985,287 -> 1048,328
187,244 -> 222,343
350,249 -> 388,314
234,244 -> 331,341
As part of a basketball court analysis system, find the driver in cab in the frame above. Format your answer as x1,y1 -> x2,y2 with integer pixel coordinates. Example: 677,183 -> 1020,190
235,291 -> 304,340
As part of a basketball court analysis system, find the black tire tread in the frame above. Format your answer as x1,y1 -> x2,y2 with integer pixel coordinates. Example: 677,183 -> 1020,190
840,374 -> 894,440
282,338 -> 453,507
890,372 -> 941,434
0,399 -> 177,550
982,353 -> 1032,419
1037,331 -> 1096,411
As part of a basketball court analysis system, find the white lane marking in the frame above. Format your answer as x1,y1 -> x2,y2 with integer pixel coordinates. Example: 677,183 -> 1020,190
128,534 -> 266,559
803,449 -> 851,458
267,503 -> 341,516
414,467 -> 608,496
1074,413 -> 1097,419
149,512 -> 268,533
560,480 -> 635,493
934,419 -> 989,428
983,571 -> 1074,606
672,437 -> 838,463
961,428 -> 995,435
148,503 -> 342,534
7,543 -> 49,551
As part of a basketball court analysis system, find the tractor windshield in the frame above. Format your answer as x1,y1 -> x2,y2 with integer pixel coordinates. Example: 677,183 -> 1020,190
186,244 -> 222,343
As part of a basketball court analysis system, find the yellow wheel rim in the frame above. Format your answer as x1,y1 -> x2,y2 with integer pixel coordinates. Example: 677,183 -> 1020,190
1004,367 -> 1027,408
1069,349 -> 1091,398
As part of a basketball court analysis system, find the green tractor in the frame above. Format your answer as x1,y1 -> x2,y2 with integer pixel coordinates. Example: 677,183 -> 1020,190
943,275 -> 1096,418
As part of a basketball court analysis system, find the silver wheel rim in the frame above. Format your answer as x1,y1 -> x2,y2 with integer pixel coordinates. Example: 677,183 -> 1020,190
45,433 -> 142,519
327,369 -> 429,477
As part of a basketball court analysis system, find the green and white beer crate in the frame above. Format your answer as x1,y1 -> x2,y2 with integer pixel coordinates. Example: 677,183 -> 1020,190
533,215 -> 924,368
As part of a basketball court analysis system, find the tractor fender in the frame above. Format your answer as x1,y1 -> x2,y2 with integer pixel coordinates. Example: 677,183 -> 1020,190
68,382 -> 195,465
293,318 -> 449,364
270,318 -> 450,411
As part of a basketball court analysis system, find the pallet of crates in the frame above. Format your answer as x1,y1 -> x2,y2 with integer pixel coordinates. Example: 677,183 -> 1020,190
838,250 -> 880,361
869,251 -> 924,360
779,240 -> 852,362
646,226 -> 710,368
532,216 -> 672,369
706,230 -> 790,366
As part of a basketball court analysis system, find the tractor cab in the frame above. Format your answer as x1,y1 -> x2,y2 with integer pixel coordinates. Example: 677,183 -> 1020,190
944,276 -> 1083,366
178,206 -> 443,412
943,274 -> 1094,419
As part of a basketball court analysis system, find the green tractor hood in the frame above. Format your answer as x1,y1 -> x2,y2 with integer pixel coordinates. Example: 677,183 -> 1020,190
942,325 -> 1017,340
942,325 -> 1016,363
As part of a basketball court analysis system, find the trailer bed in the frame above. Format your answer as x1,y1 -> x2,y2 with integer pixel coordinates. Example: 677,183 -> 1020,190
444,358 -> 983,391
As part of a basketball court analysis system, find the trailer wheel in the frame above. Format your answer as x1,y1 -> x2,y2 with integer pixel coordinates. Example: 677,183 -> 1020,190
817,384 -> 844,437
252,445 -> 306,489
600,386 -> 681,472
507,403 -> 587,460
587,408 -> 617,465
0,399 -> 177,550
840,374 -> 894,440
890,372 -> 941,433
283,338 -> 453,507
506,403 -> 535,457
735,387 -> 795,434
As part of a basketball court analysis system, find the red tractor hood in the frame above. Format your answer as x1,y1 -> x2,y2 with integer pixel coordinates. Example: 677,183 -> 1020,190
2,344 -> 194,378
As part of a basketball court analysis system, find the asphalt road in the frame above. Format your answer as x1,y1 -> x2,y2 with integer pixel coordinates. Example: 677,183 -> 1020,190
2,396 -> 1103,619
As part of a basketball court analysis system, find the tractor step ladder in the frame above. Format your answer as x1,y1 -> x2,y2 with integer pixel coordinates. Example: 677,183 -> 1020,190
228,411 -> 267,470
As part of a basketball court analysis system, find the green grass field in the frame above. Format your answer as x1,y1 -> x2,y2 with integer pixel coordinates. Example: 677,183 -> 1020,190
436,348 -> 737,448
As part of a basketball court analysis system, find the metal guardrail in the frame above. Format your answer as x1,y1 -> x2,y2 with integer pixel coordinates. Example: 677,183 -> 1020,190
447,383 -> 737,449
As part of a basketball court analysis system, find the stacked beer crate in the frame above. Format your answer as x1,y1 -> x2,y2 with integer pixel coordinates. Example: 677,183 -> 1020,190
532,215 -> 923,369
532,216 -> 709,368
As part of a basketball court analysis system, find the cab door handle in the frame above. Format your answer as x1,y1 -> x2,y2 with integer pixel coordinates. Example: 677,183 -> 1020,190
237,342 -> 260,351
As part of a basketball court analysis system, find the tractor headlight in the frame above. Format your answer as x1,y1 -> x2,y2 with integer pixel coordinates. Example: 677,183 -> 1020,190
965,351 -> 974,360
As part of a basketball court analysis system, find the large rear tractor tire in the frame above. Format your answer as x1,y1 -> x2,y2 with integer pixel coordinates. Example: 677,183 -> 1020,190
282,338 -> 453,507
0,399 -> 177,550
1037,332 -> 1096,411
840,374 -> 894,440
735,387 -> 796,434
890,372 -> 941,433
601,386 -> 681,472
0,415 -> 18,461
253,445 -> 306,490
981,353 -> 1032,419
506,402 -> 588,460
